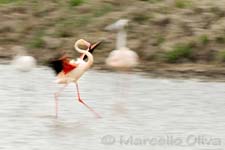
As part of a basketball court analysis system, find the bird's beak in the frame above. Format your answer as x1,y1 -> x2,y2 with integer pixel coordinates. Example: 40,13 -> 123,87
89,41 -> 102,51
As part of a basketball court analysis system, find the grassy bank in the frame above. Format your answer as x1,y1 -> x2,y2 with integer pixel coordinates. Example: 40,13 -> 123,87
0,0 -> 225,77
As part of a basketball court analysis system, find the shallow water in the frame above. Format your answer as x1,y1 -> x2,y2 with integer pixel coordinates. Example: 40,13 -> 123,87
0,64 -> 225,150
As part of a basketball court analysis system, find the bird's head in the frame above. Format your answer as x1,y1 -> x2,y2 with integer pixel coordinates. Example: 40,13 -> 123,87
76,39 -> 91,50
105,19 -> 129,31
82,40 -> 103,60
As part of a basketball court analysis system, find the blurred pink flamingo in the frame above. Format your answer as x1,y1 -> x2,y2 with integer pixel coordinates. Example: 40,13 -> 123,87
48,39 -> 102,118
105,19 -> 139,69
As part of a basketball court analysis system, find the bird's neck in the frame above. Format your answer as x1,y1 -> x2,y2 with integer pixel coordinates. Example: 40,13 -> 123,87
80,51 -> 93,69
74,42 -> 93,69
116,29 -> 127,49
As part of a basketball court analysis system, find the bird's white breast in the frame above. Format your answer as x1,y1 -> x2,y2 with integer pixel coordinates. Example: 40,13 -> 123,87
58,58 -> 88,83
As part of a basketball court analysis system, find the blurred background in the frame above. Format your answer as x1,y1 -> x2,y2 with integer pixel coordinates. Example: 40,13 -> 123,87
1,1 -> 225,150
0,0 -> 225,77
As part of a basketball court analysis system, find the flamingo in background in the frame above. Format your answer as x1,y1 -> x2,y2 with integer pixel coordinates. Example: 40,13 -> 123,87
11,46 -> 36,72
48,39 -> 102,118
105,20 -> 139,114
105,19 -> 139,69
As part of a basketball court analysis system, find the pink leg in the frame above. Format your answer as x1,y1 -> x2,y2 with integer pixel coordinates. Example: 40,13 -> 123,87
75,83 -> 101,118
54,84 -> 68,118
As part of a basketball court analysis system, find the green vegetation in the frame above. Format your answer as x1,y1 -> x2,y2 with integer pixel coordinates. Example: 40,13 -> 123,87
69,0 -> 85,7
217,51 -> 225,62
0,0 -> 20,4
210,7 -> 224,17
164,43 -> 193,63
94,4 -> 113,17
56,26 -> 74,37
215,36 -> 225,44
199,35 -> 209,45
132,13 -> 151,24
155,35 -> 165,46
175,0 -> 192,8
1,0 -> 225,70
55,20 -> 76,37
28,31 -> 45,48
75,15 -> 92,27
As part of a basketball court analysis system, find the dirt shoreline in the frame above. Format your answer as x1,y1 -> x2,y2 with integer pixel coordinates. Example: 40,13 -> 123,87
71,61 -> 225,81
92,62 -> 225,81
2,56 -> 225,81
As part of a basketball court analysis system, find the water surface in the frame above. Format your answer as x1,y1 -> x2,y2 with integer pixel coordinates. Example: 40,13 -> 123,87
0,64 -> 224,150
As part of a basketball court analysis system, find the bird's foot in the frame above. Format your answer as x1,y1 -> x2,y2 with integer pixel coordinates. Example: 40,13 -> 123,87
77,98 -> 101,119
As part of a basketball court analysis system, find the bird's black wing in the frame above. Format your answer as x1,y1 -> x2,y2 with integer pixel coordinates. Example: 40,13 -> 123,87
47,59 -> 63,75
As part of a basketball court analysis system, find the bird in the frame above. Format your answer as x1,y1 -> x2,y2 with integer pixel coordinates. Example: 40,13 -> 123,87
11,46 -> 36,72
48,39 -> 102,118
105,19 -> 139,69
